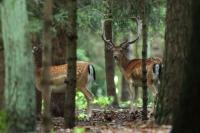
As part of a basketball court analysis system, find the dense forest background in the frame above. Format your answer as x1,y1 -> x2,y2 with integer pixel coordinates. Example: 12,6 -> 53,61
0,0 -> 200,133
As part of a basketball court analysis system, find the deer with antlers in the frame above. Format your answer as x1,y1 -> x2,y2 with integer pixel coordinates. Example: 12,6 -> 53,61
32,46 -> 96,117
102,17 -> 162,112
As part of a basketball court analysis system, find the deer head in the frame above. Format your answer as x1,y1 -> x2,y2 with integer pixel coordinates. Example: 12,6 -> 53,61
102,17 -> 142,64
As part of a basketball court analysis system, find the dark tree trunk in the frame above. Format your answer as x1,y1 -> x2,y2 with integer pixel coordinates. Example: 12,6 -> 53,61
52,26 -> 67,65
172,1 -> 200,132
50,20 -> 68,117
121,42 -> 131,101
155,0 -> 192,124
0,41 -> 4,109
64,0 -> 77,128
121,77 -> 129,101
41,0 -> 53,132
104,0 -> 118,106
141,0 -> 148,120
1,0 -> 36,132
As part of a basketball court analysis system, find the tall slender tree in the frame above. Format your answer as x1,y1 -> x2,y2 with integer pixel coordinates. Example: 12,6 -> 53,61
41,0 -> 53,132
141,0 -> 148,120
0,40 -> 4,109
103,0 -> 118,106
1,0 -> 36,132
172,1 -> 199,132
155,0 -> 192,124
64,0 -> 77,128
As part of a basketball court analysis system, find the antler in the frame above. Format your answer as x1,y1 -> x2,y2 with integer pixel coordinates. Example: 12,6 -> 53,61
102,32 -> 114,50
120,17 -> 142,49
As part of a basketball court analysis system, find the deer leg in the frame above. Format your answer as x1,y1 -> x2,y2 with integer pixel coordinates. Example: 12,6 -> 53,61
128,81 -> 136,112
41,88 -> 52,116
150,84 -> 158,97
40,88 -> 52,132
79,87 -> 94,117
150,84 -> 158,113
134,85 -> 139,102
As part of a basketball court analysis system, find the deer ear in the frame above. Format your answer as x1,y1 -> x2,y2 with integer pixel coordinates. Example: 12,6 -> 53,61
105,44 -> 113,50
121,44 -> 128,50
32,46 -> 38,53
120,39 -> 129,49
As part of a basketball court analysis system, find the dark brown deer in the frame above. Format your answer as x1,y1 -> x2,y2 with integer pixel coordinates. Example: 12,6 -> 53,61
102,17 -> 162,111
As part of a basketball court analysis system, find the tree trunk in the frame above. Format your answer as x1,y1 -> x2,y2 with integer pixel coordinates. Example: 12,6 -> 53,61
0,40 -> 4,109
121,40 -> 132,102
155,0 -> 192,124
1,0 -> 36,132
41,0 -> 53,132
141,0 -> 148,120
103,0 -> 118,107
172,1 -> 199,132
121,77 -> 129,101
52,26 -> 67,65
50,20 -> 68,118
64,0 -> 77,128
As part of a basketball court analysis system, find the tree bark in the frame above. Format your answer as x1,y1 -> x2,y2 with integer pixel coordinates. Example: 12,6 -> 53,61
0,40 -> 4,109
121,77 -> 129,101
103,0 -> 118,107
171,1 -> 199,132
64,0 -> 77,128
121,42 -> 132,101
41,0 -> 53,132
1,0 -> 36,132
141,0 -> 148,120
155,0 -> 192,124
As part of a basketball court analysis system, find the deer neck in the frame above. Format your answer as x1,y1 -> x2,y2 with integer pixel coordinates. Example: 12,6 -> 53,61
116,54 -> 130,75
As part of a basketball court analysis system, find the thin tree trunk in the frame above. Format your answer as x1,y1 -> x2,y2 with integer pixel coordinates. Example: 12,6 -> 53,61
64,0 -> 77,128
1,0 -> 36,132
41,0 -> 53,132
121,77 -> 129,101
50,16 -> 68,117
121,38 -> 131,102
0,41 -> 4,109
141,0 -> 148,120
155,0 -> 192,124
103,0 -> 118,107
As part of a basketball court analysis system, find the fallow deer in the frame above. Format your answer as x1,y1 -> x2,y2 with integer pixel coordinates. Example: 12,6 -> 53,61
32,46 -> 96,117
102,17 -> 162,111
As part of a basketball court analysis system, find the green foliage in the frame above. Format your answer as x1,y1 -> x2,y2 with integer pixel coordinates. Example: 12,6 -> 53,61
93,96 -> 113,107
73,127 -> 85,133
76,91 -> 87,110
50,129 -> 56,133
76,113 -> 88,121
120,98 -> 143,108
28,18 -> 43,33
0,111 -> 7,133
53,8 -> 68,26
77,49 -> 90,61
76,91 -> 114,110
134,98 -> 143,108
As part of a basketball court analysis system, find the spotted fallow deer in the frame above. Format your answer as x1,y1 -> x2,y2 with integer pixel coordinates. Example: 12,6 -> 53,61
32,46 -> 95,117
102,17 -> 162,111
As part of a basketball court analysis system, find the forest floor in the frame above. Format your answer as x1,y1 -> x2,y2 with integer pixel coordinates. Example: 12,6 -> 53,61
37,108 -> 171,133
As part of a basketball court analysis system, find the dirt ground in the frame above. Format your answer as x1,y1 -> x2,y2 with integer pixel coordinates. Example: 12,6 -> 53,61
37,108 -> 171,133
